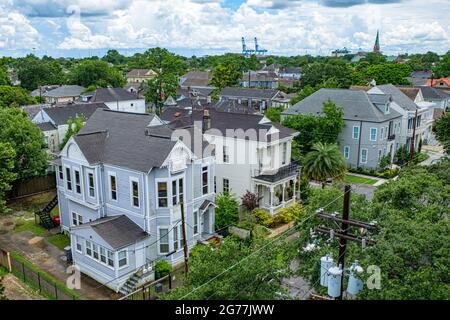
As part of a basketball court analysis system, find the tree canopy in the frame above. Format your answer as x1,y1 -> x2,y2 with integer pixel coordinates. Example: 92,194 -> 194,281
433,111 -> 450,154
363,63 -> 412,85
0,142 -> 17,214
68,60 -> 126,88
17,55 -> 66,90
0,85 -> 36,108
0,108 -> 48,180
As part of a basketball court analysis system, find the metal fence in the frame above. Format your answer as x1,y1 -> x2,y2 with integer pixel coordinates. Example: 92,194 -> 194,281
0,249 -> 79,300
7,173 -> 56,200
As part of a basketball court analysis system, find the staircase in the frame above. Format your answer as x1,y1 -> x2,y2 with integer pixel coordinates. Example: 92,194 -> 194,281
35,195 -> 58,229
119,260 -> 154,296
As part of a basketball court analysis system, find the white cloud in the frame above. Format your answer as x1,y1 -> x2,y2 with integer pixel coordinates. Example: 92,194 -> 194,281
0,3 -> 40,49
2,0 -> 450,55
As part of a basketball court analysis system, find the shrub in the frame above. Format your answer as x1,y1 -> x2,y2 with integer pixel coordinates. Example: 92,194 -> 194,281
253,209 -> 273,228
241,190 -> 260,211
154,260 -> 173,279
273,203 -> 302,225
215,192 -> 240,229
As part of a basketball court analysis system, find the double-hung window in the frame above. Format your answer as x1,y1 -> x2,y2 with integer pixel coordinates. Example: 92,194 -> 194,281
193,211 -> 199,235
131,179 -> 139,208
100,247 -> 107,264
202,166 -> 209,195
74,169 -> 81,194
223,145 -> 230,163
85,241 -> 92,257
107,251 -> 114,267
159,228 -> 169,254
66,167 -> 72,191
118,250 -> 127,268
58,166 -> 63,180
282,142 -> 287,165
179,178 -> 184,203
173,226 -> 179,251
223,178 -> 230,193
344,146 -> 350,160
75,236 -> 83,253
92,244 -> 99,260
72,212 -> 83,226
370,128 -> 377,142
88,172 -> 95,198
110,174 -> 117,201
361,149 -> 368,164
172,180 -> 178,205
352,126 -> 360,140
158,182 -> 168,207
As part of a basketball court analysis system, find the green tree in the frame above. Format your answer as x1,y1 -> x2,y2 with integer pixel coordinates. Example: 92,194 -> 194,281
432,52 -> 450,78
303,142 -> 347,188
364,63 -> 412,85
60,116 -> 85,149
0,85 -> 36,108
300,59 -> 355,88
163,236 -> 294,300
0,65 -> 11,86
143,48 -> 187,113
394,144 -> 409,166
0,142 -> 17,214
215,192 -> 239,229
264,107 -> 283,123
210,64 -> 241,91
433,111 -> 450,153
17,55 -> 66,90
69,60 -> 126,88
379,153 -> 392,169
102,49 -> 126,65
282,99 -> 345,155
361,52 -> 387,65
0,108 -> 48,180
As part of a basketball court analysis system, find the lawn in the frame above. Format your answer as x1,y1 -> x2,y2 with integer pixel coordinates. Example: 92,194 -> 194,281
14,220 -> 47,236
344,174 -> 378,185
47,234 -> 70,250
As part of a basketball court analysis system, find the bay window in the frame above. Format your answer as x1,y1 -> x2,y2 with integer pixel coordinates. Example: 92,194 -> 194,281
158,182 -> 168,207
159,228 -> 169,254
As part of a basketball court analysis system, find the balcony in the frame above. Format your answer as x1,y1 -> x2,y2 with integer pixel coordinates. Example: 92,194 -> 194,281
253,161 -> 300,183
388,134 -> 396,141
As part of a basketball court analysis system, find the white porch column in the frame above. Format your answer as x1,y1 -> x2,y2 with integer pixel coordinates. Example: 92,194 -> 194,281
282,182 -> 286,204
269,185 -> 274,208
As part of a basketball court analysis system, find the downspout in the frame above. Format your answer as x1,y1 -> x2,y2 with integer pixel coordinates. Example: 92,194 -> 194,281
356,120 -> 363,168
99,164 -> 106,218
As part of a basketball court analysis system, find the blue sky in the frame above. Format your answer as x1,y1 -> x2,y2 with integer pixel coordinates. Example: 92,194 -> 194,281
0,0 -> 449,58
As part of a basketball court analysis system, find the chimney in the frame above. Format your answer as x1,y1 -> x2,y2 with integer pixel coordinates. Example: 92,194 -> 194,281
202,109 -> 211,133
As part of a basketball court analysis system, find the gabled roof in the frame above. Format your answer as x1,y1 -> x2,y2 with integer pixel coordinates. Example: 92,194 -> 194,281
219,87 -> 279,100
73,109 -> 178,172
71,215 -> 148,250
419,86 -> 450,100
241,71 -> 278,82
90,88 -> 141,102
42,85 -> 85,98
283,88 -> 402,122
398,87 -> 420,101
42,103 -> 107,126
180,71 -> 212,87
426,77 -> 450,88
36,122 -> 56,132
126,69 -> 156,78
374,84 -> 418,111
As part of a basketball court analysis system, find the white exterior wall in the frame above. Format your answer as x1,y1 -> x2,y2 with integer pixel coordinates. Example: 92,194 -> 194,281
104,99 -> 146,113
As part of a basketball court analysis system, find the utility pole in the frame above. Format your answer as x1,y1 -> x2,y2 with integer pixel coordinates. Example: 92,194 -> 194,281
180,202 -> 189,275
410,109 -> 418,161
315,185 -> 377,300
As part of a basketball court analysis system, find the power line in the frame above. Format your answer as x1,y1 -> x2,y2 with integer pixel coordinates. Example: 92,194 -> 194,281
179,189 -> 350,300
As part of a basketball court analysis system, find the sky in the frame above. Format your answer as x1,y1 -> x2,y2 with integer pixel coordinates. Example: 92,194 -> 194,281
0,0 -> 449,58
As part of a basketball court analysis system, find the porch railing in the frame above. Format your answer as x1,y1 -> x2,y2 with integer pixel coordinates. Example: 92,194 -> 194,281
252,161 -> 300,183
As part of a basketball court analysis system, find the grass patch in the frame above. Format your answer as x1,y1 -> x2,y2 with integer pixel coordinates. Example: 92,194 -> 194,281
14,220 -> 47,236
47,234 -> 70,250
344,174 -> 378,185
0,266 -> 8,276
10,252 -> 83,300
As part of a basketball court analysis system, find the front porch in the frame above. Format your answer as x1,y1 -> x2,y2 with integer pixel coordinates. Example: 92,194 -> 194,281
255,178 -> 297,214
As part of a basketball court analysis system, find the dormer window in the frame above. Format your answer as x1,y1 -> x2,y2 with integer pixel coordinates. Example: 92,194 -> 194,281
385,104 -> 390,114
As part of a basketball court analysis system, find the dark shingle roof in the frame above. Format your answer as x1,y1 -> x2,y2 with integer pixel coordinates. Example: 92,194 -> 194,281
43,103 -> 107,126
42,85 -> 85,98
166,109 -> 297,142
36,122 -> 56,132
73,215 -> 148,249
283,88 -> 402,122
418,86 -> 450,100
219,87 -> 279,100
74,109 -> 177,172
375,84 -> 418,111
91,88 -> 140,102
180,71 -> 212,87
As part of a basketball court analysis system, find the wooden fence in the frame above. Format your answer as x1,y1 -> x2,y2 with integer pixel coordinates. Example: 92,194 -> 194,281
0,248 -> 12,272
7,173 -> 56,200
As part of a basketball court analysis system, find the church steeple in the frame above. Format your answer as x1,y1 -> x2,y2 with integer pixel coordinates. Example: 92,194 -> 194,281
373,30 -> 380,54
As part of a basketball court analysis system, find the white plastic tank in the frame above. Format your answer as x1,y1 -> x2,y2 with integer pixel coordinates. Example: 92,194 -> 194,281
327,265 -> 343,298
320,254 -> 334,287
347,261 -> 364,295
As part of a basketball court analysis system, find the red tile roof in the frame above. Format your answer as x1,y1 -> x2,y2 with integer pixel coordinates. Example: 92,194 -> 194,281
426,77 -> 450,88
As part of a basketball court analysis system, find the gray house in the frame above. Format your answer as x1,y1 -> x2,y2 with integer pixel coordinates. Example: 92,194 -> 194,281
56,109 -> 216,293
282,89 -> 403,170
219,87 -> 280,113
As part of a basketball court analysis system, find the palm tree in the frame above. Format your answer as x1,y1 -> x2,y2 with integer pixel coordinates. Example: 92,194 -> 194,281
303,142 -> 347,188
